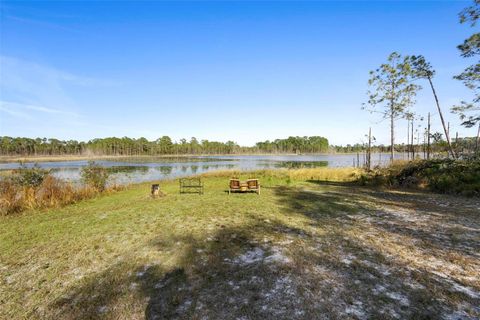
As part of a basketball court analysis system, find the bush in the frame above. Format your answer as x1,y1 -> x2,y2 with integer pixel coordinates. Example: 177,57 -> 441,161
81,161 -> 109,191
358,170 -> 388,187
12,163 -> 50,187
0,162 -> 119,215
358,159 -> 480,196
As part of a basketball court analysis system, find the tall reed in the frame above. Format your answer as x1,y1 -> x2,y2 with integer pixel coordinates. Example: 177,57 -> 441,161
0,163 -> 121,215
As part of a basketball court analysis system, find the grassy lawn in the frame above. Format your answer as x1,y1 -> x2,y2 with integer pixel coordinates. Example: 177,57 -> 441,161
1,172 -> 479,319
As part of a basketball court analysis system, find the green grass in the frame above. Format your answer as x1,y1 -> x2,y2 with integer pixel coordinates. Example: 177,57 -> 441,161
1,172 -> 479,319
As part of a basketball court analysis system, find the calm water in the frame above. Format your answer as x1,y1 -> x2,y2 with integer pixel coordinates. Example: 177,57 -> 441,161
0,153 -> 412,185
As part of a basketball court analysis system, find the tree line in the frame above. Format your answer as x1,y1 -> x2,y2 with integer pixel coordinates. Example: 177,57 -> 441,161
0,135 -> 329,156
332,135 -> 477,156
254,136 -> 329,154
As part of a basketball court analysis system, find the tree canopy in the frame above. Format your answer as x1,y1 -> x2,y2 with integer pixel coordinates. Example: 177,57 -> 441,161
452,0 -> 480,127
364,52 -> 420,160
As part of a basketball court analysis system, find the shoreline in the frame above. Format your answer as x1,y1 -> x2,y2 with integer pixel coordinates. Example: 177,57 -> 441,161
0,152 -> 398,163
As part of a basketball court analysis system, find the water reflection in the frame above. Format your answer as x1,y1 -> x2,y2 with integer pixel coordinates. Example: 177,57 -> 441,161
157,166 -> 173,175
275,161 -> 328,169
0,153 -> 414,185
106,165 -> 149,173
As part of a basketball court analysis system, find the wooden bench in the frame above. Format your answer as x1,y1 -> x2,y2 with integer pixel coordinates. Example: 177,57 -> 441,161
179,178 -> 204,195
229,178 -> 260,195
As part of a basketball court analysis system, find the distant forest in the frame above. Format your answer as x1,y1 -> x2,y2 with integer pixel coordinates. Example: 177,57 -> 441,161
332,137 -> 477,156
1,135 -> 475,157
0,136 -> 329,156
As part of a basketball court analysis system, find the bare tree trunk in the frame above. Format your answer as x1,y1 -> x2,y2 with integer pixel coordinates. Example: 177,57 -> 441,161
427,77 -> 456,158
367,127 -> 372,170
417,131 -> 420,159
476,122 -> 480,153
411,119 -> 414,160
390,103 -> 395,162
455,132 -> 459,157
427,112 -> 431,160
407,120 -> 410,160
423,131 -> 426,159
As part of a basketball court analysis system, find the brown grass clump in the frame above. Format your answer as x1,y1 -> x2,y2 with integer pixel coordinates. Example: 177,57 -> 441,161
0,179 -> 23,214
285,167 -> 362,182
0,175 -> 122,216
0,161 -> 126,215
35,176 -> 76,208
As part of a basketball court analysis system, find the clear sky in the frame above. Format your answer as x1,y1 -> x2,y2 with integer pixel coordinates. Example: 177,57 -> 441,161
0,1 -> 477,146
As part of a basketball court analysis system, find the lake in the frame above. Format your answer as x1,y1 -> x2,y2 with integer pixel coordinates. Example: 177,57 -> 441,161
0,153 -> 412,185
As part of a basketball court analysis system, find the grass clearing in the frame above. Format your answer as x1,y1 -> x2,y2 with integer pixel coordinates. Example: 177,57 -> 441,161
1,171 -> 479,319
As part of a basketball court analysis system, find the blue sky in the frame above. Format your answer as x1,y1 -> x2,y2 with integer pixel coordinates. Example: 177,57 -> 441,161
0,1 -> 477,146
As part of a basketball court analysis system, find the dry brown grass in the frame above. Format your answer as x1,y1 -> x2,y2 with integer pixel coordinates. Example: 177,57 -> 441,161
0,176 -> 122,215
200,167 -> 362,182
285,167 -> 362,181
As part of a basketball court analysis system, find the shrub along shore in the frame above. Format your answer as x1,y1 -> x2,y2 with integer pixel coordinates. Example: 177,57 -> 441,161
0,161 -> 123,215
359,158 -> 480,196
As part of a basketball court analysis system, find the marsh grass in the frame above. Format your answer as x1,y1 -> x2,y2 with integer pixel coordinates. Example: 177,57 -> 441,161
1,169 -> 479,319
0,175 -> 122,215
